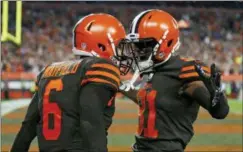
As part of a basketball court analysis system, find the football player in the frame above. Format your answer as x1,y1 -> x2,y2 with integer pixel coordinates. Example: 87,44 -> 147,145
11,13 -> 133,152
120,9 -> 229,152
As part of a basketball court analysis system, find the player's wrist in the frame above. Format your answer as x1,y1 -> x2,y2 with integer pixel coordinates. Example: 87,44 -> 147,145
210,89 -> 223,108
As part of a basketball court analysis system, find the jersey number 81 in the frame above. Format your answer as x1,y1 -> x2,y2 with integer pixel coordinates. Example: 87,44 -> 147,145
137,84 -> 158,138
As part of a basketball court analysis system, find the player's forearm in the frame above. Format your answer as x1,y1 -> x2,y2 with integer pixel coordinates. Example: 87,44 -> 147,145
79,116 -> 108,152
192,63 -> 229,119
79,84 -> 113,151
11,93 -> 39,152
192,87 -> 229,119
11,123 -> 36,152
104,105 -> 115,132
209,92 -> 229,119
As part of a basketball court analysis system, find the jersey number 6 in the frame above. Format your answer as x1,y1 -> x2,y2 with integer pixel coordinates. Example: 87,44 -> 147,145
43,79 -> 63,140
137,85 -> 158,138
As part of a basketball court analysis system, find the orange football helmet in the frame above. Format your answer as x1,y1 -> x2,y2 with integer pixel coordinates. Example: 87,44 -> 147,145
127,9 -> 181,72
72,13 -> 133,75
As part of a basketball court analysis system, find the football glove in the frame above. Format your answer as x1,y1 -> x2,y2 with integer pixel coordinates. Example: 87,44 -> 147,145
194,63 -> 222,107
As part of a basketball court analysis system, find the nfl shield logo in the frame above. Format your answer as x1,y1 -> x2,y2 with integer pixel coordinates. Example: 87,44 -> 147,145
158,52 -> 164,58
81,43 -> 87,50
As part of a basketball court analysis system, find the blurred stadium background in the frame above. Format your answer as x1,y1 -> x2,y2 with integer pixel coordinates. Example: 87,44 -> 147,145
1,1 -> 242,152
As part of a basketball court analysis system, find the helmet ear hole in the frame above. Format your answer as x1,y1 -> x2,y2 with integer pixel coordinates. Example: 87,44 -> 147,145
98,43 -> 106,51
167,39 -> 173,47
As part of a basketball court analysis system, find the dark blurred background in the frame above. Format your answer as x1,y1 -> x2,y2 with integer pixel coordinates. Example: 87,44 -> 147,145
2,1 -> 242,74
1,1 -> 243,99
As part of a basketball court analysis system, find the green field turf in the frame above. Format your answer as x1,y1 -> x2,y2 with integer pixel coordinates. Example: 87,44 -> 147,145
1,98 -> 242,151
228,99 -> 243,114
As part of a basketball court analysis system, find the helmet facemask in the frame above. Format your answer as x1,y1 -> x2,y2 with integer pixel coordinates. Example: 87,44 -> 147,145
114,39 -> 134,76
126,35 -> 181,74
126,37 -> 158,73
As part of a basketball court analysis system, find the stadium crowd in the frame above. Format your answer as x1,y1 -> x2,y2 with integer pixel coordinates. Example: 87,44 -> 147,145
2,2 -> 242,75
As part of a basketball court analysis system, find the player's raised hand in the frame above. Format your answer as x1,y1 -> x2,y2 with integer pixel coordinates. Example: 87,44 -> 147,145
194,63 -> 222,107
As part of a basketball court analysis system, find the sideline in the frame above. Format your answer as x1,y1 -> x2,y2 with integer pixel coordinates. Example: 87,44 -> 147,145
1,98 -> 241,116
1,99 -> 31,116
0,98 -> 130,117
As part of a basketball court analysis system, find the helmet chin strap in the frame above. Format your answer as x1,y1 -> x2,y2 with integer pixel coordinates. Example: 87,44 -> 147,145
137,54 -> 153,71
124,67 -> 140,91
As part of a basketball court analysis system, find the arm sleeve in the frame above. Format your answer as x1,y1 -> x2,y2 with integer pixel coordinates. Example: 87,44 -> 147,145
11,92 -> 40,152
79,83 -> 115,152
104,96 -> 115,135
183,81 -> 229,119
11,69 -> 45,152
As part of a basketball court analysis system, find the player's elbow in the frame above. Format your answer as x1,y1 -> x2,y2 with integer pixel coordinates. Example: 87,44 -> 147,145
211,105 -> 229,119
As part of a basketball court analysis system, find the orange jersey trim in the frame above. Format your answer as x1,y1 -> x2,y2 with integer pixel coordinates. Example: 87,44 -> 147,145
179,72 -> 199,79
85,71 -> 120,86
107,96 -> 115,106
91,63 -> 120,76
181,66 -> 210,73
180,57 -> 194,62
81,78 -> 118,90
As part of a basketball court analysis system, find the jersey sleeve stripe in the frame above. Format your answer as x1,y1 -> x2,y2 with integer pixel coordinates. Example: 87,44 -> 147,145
81,78 -> 118,90
179,72 -> 199,78
91,63 -> 120,76
202,66 -> 210,73
181,66 -> 210,73
89,67 -> 120,78
181,66 -> 194,72
85,71 -> 120,86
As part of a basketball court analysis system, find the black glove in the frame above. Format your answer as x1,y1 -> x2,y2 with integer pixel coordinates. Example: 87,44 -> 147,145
194,63 -> 222,107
